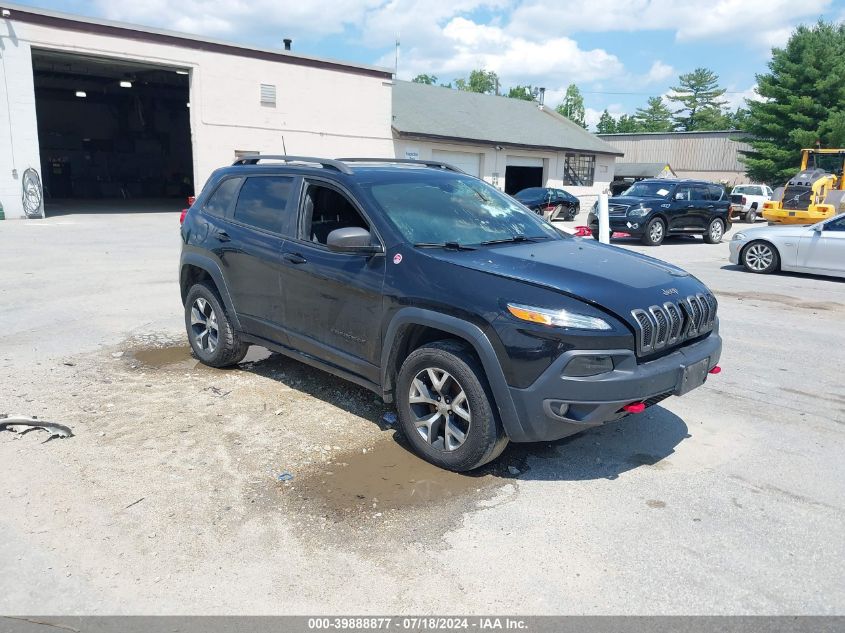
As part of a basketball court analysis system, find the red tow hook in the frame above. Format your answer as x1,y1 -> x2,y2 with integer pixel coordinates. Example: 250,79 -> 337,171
622,402 -> 646,414
709,365 -> 722,375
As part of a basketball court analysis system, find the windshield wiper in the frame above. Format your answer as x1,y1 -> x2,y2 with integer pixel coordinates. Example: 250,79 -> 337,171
480,234 -> 551,246
413,241 -> 477,251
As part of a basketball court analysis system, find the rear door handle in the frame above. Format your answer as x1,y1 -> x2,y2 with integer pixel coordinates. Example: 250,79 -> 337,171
283,252 -> 307,265
214,230 -> 230,242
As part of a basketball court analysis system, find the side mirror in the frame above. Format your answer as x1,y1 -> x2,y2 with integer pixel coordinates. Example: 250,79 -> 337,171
674,193 -> 685,200
326,227 -> 381,254
813,224 -> 824,233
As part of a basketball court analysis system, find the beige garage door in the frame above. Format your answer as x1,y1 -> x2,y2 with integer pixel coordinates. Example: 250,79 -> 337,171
431,150 -> 482,177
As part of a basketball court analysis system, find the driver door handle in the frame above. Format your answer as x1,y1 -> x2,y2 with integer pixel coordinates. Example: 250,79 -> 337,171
283,252 -> 307,265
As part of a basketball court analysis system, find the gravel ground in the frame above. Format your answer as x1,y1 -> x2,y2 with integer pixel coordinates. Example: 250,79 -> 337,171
1,212 -> 843,614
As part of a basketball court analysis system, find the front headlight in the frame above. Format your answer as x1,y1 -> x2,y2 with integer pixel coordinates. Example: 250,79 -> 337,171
507,302 -> 612,330
732,232 -> 747,241
628,206 -> 651,217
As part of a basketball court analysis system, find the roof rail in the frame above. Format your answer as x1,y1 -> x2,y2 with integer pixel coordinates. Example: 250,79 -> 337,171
231,155 -> 353,174
337,158 -> 465,174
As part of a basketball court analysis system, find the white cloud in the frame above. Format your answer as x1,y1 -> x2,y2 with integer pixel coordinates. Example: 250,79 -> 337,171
508,0 -> 832,47
644,60 -> 674,84
723,84 -> 763,111
585,104 -> 626,130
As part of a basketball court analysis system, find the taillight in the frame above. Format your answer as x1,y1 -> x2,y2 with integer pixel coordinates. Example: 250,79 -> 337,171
179,209 -> 188,225
187,195 -> 196,206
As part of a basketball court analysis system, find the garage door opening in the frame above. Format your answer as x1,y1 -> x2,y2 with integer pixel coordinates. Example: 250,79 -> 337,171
505,166 -> 543,195
32,50 -> 193,215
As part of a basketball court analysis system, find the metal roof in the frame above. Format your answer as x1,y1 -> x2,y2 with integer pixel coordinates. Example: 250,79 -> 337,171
614,162 -> 676,178
393,81 -> 623,156
597,130 -> 750,172
1,2 -> 392,79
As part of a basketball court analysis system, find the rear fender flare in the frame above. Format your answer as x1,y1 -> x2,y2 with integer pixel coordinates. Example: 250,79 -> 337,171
180,253 -> 242,331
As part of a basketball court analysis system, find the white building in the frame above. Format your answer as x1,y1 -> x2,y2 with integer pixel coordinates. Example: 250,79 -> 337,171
0,3 -> 394,219
393,80 -> 622,206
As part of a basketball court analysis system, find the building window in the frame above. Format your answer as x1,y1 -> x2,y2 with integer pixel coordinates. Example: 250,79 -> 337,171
563,153 -> 595,186
260,83 -> 277,107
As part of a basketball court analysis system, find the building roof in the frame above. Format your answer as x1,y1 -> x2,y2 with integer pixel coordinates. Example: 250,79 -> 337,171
2,2 -> 392,79
614,162 -> 676,179
393,81 -> 623,156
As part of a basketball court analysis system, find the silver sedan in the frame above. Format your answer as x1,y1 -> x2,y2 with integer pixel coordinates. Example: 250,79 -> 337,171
729,212 -> 845,278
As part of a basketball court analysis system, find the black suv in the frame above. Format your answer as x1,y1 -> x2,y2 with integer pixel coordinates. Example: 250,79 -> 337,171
180,157 -> 722,471
587,179 -> 731,246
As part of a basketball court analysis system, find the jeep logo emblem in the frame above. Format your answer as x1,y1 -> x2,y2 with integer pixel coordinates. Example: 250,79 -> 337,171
662,288 -> 679,296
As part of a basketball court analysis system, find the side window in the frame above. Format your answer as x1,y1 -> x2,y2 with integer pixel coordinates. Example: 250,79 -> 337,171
691,185 -> 710,201
301,183 -> 371,246
232,176 -> 294,233
707,185 -> 724,201
675,186 -> 692,201
204,177 -> 242,217
823,217 -> 845,232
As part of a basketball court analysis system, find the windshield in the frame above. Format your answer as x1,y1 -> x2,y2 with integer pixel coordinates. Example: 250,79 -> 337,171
363,173 -> 562,246
621,181 -> 674,198
514,188 -> 545,200
807,152 -> 845,176
732,185 -> 759,195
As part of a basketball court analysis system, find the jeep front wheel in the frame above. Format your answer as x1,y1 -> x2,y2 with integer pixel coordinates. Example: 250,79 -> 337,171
396,340 -> 507,471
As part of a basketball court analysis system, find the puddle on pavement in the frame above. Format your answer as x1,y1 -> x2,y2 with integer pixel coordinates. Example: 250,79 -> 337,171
131,344 -> 272,371
281,435 -> 498,516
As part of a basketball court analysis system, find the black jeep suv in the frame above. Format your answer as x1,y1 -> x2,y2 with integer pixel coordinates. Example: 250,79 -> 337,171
587,179 -> 731,246
180,156 -> 722,471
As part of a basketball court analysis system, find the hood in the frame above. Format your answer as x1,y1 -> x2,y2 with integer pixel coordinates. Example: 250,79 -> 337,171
422,238 -> 707,322
740,224 -> 813,240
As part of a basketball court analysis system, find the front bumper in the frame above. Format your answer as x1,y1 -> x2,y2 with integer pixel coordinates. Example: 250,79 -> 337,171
505,332 -> 722,442
586,213 -> 647,236
728,239 -> 744,264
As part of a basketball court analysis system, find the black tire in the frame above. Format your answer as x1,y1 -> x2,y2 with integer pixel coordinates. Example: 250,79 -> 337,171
184,281 -> 249,367
396,340 -> 508,472
641,217 -> 666,246
741,240 -> 780,274
591,230 -> 600,240
744,205 -> 758,223
703,217 -> 725,244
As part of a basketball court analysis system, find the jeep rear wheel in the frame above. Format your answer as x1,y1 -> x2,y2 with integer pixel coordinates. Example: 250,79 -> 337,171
184,282 -> 249,367
703,218 -> 725,244
396,340 -> 507,471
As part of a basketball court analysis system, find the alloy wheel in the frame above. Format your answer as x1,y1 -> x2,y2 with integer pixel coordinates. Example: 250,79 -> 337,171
650,221 -> 664,243
190,297 -> 219,353
710,220 -> 724,242
745,243 -> 774,271
408,367 -> 471,452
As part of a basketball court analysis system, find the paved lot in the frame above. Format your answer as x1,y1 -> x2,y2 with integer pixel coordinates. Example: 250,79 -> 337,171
1,212 -> 843,614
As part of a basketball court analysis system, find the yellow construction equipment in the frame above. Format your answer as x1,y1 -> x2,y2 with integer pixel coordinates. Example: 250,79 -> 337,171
762,148 -> 845,224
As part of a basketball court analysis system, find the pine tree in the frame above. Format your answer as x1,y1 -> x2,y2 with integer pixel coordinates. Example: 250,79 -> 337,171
596,110 -> 617,133
742,21 -> 845,184
615,114 -> 642,133
633,97 -> 674,132
556,84 -> 587,128
668,68 -> 728,131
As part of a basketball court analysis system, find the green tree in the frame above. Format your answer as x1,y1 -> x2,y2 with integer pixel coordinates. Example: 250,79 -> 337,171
615,114 -> 642,133
596,109 -> 617,133
555,84 -> 586,128
411,74 -> 438,85
507,85 -> 536,101
634,96 -> 674,132
454,69 -> 499,94
668,67 -> 728,131
742,21 -> 845,183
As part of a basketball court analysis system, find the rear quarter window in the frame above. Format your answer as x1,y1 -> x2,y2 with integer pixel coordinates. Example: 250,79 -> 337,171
203,177 -> 242,217
232,176 -> 294,234
707,185 -> 724,200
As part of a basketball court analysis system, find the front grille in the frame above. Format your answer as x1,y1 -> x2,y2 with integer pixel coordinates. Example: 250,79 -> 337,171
782,185 -> 812,211
609,204 -> 629,216
631,293 -> 717,356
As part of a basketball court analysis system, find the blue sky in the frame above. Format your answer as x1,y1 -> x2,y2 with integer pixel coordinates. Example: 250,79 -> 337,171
14,0 -> 845,128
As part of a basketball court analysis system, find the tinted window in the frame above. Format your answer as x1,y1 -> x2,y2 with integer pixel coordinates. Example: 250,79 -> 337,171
823,216 -> 845,232
622,182 -> 673,198
233,176 -> 293,233
675,186 -> 693,201
707,185 -> 724,200
691,186 -> 710,200
204,177 -> 242,217
514,188 -> 545,200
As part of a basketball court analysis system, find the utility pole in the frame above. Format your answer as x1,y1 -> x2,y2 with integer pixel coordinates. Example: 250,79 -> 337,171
394,33 -> 400,77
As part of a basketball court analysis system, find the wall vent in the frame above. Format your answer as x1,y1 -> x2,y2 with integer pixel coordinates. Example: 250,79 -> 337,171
260,84 -> 277,107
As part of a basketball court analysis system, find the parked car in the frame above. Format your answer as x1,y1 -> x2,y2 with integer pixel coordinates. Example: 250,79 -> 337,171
513,187 -> 580,221
729,184 -> 773,223
587,179 -> 732,246
180,156 -> 722,471
729,212 -> 845,277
